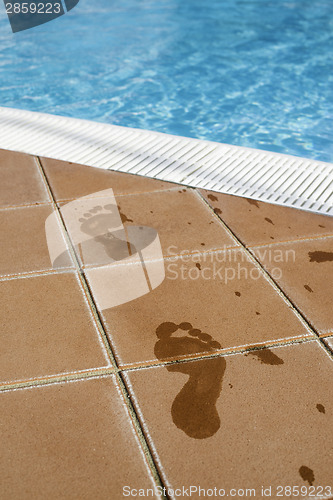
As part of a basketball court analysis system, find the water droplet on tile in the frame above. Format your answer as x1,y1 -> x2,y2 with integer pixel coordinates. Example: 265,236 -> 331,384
246,198 -> 260,208
316,403 -> 325,414
299,465 -> 315,486
308,251 -> 333,263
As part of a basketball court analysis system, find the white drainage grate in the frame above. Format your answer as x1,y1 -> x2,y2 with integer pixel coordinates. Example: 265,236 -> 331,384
0,106 -> 332,215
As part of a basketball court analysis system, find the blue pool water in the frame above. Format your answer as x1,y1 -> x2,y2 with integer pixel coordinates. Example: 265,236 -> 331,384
0,0 -> 332,162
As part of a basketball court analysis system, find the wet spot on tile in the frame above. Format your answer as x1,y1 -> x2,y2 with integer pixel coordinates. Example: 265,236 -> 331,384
246,198 -> 260,208
265,217 -> 274,225
299,465 -> 315,486
196,263 -> 202,271
208,194 -> 218,202
154,322 -> 224,439
304,284 -> 313,293
116,205 -> 133,224
247,348 -> 284,365
316,403 -> 325,414
235,291 -> 241,297
214,207 -> 222,215
308,250 -> 333,263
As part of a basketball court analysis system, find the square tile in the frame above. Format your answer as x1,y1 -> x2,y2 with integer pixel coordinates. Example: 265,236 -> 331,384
124,342 -> 333,492
95,248 -> 311,367
251,237 -> 333,336
41,157 -> 178,201
0,150 -> 49,208
200,190 -> 333,246
0,377 -> 156,499
0,204 -> 73,276
0,273 -> 110,384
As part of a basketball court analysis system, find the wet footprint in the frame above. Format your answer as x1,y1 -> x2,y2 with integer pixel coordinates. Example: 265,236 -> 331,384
154,322 -> 225,439
79,205 -> 136,261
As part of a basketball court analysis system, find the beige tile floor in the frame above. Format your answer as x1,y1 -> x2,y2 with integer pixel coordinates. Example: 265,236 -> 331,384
1,149 -> 332,500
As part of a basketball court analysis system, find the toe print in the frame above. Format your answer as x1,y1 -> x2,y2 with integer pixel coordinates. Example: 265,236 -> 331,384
79,205 -> 136,261
79,205 -> 120,236
154,322 -> 225,439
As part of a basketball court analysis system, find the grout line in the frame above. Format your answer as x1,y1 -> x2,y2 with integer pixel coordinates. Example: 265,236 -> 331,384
115,372 -> 169,499
35,155 -> 170,499
317,338 -> 333,361
78,244 -> 242,271
0,201 -> 52,211
196,189 -> 332,346
34,156 -> 118,367
117,335 -> 318,371
249,233 -> 333,248
0,368 -> 115,393
0,335 -> 321,393
0,267 -> 74,281
54,184 -> 185,205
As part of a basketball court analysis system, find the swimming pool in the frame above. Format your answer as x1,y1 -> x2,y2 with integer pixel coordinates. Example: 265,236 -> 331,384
0,0 -> 332,163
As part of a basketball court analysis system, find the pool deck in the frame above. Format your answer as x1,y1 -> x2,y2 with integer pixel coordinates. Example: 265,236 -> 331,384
0,145 -> 333,499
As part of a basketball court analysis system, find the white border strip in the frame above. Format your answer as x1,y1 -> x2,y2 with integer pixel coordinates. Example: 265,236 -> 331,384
0,106 -> 332,215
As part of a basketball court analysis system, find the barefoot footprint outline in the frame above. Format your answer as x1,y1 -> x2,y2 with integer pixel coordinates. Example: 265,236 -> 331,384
154,322 -> 226,439
79,205 -> 136,261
